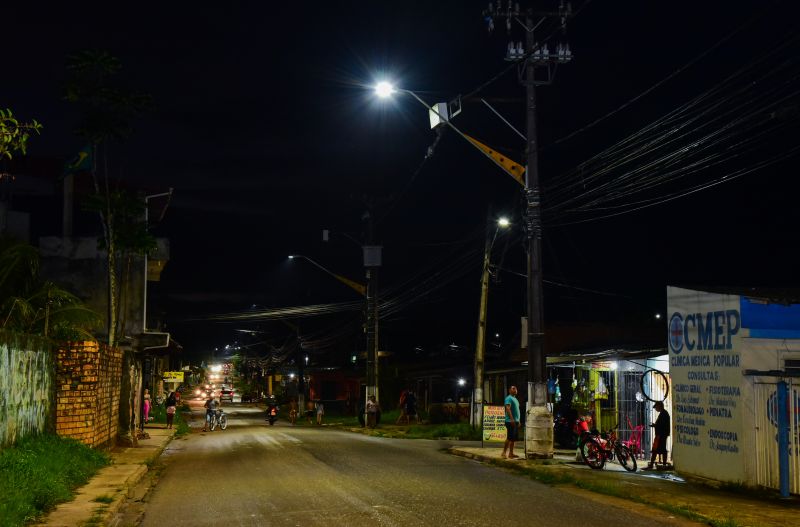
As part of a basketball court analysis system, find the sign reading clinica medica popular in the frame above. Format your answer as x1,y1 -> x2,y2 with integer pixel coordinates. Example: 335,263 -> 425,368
482,405 -> 506,443
667,287 -> 744,482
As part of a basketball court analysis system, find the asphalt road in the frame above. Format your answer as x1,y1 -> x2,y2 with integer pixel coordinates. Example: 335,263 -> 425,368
137,403 -> 693,527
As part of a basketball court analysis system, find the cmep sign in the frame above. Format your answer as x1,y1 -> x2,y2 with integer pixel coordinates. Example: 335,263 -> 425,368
669,309 -> 740,354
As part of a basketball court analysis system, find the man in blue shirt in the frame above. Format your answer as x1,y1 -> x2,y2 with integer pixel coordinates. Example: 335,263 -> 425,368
503,385 -> 520,459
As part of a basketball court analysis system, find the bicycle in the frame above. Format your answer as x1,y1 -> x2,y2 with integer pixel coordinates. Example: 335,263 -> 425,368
580,425 -> 637,472
208,408 -> 228,431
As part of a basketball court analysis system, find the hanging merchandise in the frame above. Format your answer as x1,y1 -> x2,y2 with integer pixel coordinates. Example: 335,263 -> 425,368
547,377 -> 557,395
596,373 -> 609,400
555,383 -> 561,403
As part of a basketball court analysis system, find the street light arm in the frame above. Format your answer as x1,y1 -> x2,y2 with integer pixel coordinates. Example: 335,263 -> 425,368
398,88 -> 524,184
292,255 -> 366,296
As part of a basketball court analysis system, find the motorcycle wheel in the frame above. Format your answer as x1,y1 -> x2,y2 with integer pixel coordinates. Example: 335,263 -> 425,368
219,415 -> 227,430
616,444 -> 637,472
581,438 -> 605,470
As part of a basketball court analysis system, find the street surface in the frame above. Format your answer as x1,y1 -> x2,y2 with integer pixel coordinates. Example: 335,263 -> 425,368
135,402 -> 695,526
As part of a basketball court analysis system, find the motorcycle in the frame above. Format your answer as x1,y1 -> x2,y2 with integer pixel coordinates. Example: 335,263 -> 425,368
266,404 -> 278,425
554,414 -> 577,448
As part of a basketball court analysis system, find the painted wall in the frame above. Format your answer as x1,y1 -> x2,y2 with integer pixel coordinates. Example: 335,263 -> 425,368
0,333 -> 53,447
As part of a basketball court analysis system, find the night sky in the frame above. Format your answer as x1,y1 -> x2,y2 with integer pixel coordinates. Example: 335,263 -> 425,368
4,1 -> 799,362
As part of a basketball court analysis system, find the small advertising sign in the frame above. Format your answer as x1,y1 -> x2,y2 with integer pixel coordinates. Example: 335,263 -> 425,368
482,405 -> 507,444
162,371 -> 184,382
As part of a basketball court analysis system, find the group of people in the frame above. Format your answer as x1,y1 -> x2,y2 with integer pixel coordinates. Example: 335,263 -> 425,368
142,388 -> 180,430
395,389 -> 419,425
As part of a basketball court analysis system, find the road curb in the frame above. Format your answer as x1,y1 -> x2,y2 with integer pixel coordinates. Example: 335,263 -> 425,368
36,430 -> 176,527
100,431 -> 175,527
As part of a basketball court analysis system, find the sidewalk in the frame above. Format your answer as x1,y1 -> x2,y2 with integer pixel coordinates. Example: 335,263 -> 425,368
34,427 -> 175,527
449,446 -> 800,527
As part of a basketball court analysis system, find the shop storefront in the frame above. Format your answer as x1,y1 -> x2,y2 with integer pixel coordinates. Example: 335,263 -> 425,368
547,352 -> 671,461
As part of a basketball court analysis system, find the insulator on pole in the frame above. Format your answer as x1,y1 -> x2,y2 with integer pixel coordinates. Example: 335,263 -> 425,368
506,17 -> 512,32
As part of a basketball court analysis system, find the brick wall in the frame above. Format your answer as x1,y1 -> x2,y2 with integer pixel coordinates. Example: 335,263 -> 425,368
55,342 -> 123,448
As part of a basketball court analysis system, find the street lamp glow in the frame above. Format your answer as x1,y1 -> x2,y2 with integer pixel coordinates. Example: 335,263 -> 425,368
375,81 -> 395,98
497,217 -> 511,228
655,313 -> 662,320
458,378 -> 466,387
288,255 -> 295,259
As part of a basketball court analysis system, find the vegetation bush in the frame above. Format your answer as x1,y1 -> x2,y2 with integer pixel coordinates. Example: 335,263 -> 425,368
0,434 -> 108,526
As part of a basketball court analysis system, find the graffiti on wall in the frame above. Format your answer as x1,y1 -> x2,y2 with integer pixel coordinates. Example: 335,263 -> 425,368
0,337 -> 53,447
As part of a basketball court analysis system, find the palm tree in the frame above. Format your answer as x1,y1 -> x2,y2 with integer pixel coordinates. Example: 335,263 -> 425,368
0,237 -> 100,341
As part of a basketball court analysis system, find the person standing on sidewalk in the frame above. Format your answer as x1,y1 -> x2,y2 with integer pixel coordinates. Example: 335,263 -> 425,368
366,395 -> 380,428
647,401 -> 670,469
315,400 -> 325,425
396,389 -> 408,424
502,385 -> 520,459
143,388 -> 152,425
165,391 -> 177,429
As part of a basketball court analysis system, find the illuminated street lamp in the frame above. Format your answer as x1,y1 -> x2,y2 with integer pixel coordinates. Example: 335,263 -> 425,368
473,216 -> 511,427
374,81 -> 395,98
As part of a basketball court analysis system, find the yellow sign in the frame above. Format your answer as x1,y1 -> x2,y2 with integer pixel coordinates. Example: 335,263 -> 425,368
163,371 -> 184,382
482,405 -> 507,443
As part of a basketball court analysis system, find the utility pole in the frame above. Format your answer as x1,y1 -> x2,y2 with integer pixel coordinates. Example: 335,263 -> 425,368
473,215 -> 509,427
363,209 -> 382,424
483,0 -> 573,458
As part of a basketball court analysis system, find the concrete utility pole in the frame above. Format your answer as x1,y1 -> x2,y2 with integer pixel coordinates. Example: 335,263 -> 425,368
483,0 -> 573,458
362,210 -> 382,423
473,215 -> 509,427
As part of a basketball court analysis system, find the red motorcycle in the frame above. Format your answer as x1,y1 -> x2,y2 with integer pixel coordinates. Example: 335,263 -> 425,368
580,425 -> 637,472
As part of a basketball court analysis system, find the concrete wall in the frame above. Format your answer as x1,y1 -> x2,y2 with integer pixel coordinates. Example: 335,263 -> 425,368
39,237 -> 145,340
55,342 -> 123,448
0,333 -> 54,447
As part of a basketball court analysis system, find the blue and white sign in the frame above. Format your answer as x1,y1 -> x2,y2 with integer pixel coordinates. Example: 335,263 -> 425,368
667,287 -> 745,482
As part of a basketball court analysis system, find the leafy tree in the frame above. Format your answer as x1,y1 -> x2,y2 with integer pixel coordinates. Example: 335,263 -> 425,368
0,237 -> 100,341
0,108 -> 41,160
64,50 -> 152,346
83,190 -> 156,337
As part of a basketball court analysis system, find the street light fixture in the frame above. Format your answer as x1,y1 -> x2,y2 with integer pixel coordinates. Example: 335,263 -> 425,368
374,81 -> 395,98
473,215 -> 511,427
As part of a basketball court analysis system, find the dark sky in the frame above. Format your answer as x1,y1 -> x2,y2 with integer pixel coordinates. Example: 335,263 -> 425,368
4,1 -> 799,361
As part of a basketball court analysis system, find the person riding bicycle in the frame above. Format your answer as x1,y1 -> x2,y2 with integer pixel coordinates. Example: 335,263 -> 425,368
202,394 -> 220,432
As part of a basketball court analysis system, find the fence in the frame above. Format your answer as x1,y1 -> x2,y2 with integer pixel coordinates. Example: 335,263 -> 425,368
754,380 -> 800,494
